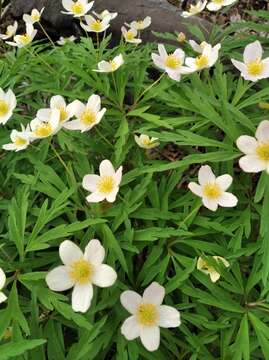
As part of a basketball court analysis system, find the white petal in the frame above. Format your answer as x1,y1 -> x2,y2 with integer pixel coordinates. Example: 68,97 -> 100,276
142,282 -> 165,306
114,166 -> 123,185
158,44 -> 167,60
72,283 -> 93,313
0,292 -> 7,304
45,266 -> 74,291
198,165 -> 215,185
173,48 -> 185,61
152,54 -> 165,70
166,69 -> 181,82
86,192 -> 106,203
82,174 -> 100,192
256,120 -> 269,143
236,135 -> 258,154
99,159 -> 115,177
218,192 -> 238,207
261,58 -> 269,78
63,119 -> 84,131
105,187 -> 119,203
50,95 -> 66,109
231,59 -> 246,74
0,268 -> 6,290
244,41 -> 263,63
92,264 -> 117,287
84,239 -> 105,265
207,2 -> 221,11
215,175 -> 233,191
239,155 -> 267,173
67,100 -> 85,118
210,271 -> 220,283
37,108 -> 51,121
202,197 -> 218,211
121,316 -> 140,340
59,240 -> 83,265
188,182 -> 202,197
62,0 -> 72,11
120,290 -> 142,314
140,326 -> 160,352
87,94 -> 101,112
157,305 -> 181,328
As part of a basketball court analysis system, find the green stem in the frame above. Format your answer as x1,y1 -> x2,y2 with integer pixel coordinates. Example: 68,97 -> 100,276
95,126 -> 113,148
25,46 -> 55,73
38,22 -> 55,48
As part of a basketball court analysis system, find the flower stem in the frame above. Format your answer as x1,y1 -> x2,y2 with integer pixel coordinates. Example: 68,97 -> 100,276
38,22 -> 55,48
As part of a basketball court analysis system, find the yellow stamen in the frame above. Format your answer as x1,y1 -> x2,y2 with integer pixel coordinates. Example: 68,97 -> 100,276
0,100 -> 9,116
125,31 -> 135,41
247,60 -> 264,76
256,143 -> 269,161
137,303 -> 159,326
69,259 -> 93,284
32,14 -> 40,22
80,109 -> 96,125
203,183 -> 221,199
212,0 -> 224,3
14,137 -> 27,146
97,176 -> 115,194
59,107 -> 68,123
195,55 -> 209,68
34,123 -> 53,137
19,34 -> 31,45
71,2 -> 83,15
165,54 -> 181,69
109,60 -> 118,71
91,20 -> 103,32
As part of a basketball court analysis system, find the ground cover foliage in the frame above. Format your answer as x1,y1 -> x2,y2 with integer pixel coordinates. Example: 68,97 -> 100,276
1,7 -> 269,360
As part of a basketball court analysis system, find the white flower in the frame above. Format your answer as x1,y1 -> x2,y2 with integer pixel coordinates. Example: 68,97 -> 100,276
0,21 -> 18,40
207,0 -> 236,11
189,40 -> 208,53
92,9 -> 118,21
120,282 -> 181,352
181,0 -> 207,17
82,159 -> 122,203
46,239 -> 117,313
61,0 -> 94,17
63,94 -> 106,133
80,14 -> 111,33
197,256 -> 229,282
0,268 -> 7,304
6,23 -> 37,48
125,16 -> 151,31
134,134 -> 159,149
0,88 -> 16,125
231,41 -> 269,82
30,108 -> 61,139
3,125 -> 31,152
93,54 -> 124,73
151,44 -> 193,81
236,120 -> 269,173
121,27 -> 141,44
37,95 -> 74,125
188,165 -> 238,211
185,43 -> 221,71
57,35 -> 76,45
23,7 -> 45,24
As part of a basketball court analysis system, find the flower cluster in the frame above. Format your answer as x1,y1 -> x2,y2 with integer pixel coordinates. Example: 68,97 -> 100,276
181,0 -> 237,17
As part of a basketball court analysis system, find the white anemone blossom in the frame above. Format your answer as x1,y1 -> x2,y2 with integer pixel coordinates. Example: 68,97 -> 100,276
92,9 -> 118,21
197,256 -> 230,282
46,239 -> 117,313
120,282 -> 181,352
61,0 -> 94,17
93,54 -> 124,73
82,159 -> 122,203
0,21 -> 18,40
30,108 -> 61,139
0,268 -> 7,304
231,41 -> 269,82
121,27 -> 142,44
207,0 -> 236,11
37,95 -> 74,125
23,7 -> 45,24
188,165 -> 238,211
181,0 -> 207,17
0,88 -> 16,125
80,14 -> 111,33
134,134 -> 159,149
6,23 -> 37,48
3,125 -> 31,152
189,40 -> 208,53
185,43 -> 221,71
125,16 -> 151,31
57,36 -> 76,45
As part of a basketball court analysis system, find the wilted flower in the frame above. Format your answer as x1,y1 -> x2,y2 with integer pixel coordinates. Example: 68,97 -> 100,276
231,41 -> 269,82
92,9 -> 118,21
6,23 -> 37,48
82,159 -> 122,203
61,0 -> 94,17
3,125 -> 31,152
236,120 -> 269,173
23,7 -> 45,24
121,27 -> 141,44
152,44 -> 192,81
46,239 -> 117,313
185,43 -> 221,71
0,21 -> 18,40
30,108 -> 61,139
0,268 -> 7,304
134,134 -> 159,149
188,165 -> 238,211
125,16 -> 151,31
207,0 -> 236,11
197,256 -> 229,282
120,282 -> 181,352
63,94 -> 106,132
0,88 -> 16,125
93,54 -> 124,73
37,95 -> 74,125
80,14 -> 111,33
181,0 -> 207,17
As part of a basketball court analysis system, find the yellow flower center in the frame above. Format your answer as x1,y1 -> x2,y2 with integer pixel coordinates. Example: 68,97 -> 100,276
71,2 -> 83,15
69,259 -> 93,284
247,60 -> 264,76
125,31 -> 135,41
165,55 -> 181,69
109,60 -> 118,71
34,123 -> 53,137
80,109 -> 96,125
32,13 -> 40,22
97,176 -> 115,194
14,137 -> 27,146
91,20 -> 103,32
136,20 -> 144,30
212,0 -> 224,3
195,55 -> 209,68
256,143 -> 269,161
203,183 -> 221,199
142,138 -> 152,146
0,100 -> 9,116
19,34 -> 31,45
59,107 -> 68,123
137,303 -> 159,326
